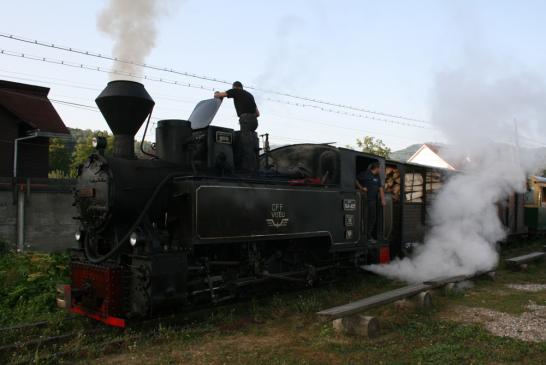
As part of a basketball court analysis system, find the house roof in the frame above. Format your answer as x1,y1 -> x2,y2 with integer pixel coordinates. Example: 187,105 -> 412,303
0,80 -> 69,135
407,143 -> 461,170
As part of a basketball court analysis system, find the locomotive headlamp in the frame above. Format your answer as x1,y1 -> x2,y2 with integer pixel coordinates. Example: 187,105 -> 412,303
92,136 -> 107,150
75,228 -> 84,242
129,232 -> 139,247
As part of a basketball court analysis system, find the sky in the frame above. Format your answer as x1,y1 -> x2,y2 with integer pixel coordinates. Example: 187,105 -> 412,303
2,0 -> 546,150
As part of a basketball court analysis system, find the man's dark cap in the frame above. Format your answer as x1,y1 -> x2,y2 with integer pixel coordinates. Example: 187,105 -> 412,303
369,162 -> 380,170
232,81 -> 243,88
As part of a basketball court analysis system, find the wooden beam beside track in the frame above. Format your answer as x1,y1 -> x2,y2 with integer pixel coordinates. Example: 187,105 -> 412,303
317,273 -> 480,321
505,252 -> 545,269
317,283 -> 432,321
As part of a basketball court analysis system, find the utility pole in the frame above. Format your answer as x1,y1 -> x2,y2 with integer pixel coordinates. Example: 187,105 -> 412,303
513,118 -> 521,165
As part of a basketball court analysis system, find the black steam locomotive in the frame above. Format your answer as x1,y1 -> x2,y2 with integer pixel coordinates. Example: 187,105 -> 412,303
63,80 -> 451,327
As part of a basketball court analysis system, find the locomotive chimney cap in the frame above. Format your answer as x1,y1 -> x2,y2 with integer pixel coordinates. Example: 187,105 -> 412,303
95,80 -> 155,136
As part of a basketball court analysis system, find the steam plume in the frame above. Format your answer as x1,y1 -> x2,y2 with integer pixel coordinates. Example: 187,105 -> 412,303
97,0 -> 171,79
367,54 -> 546,283
254,14 -> 321,103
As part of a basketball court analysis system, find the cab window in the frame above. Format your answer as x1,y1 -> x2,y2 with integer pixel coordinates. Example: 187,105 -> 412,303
524,186 -> 536,206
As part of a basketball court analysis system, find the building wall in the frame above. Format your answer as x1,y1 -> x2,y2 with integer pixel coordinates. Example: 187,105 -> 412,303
0,108 -> 18,177
408,146 -> 454,170
18,136 -> 50,178
0,190 -> 17,244
0,106 -> 50,178
0,179 -> 78,252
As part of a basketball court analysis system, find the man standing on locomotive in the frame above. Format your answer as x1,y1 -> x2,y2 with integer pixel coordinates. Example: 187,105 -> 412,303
356,162 -> 386,242
214,81 -> 260,132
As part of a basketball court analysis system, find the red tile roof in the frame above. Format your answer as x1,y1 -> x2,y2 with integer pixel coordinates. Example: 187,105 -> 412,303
0,80 -> 69,135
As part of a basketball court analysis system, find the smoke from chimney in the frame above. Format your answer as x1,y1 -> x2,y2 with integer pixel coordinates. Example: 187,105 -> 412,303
97,0 -> 172,79
366,51 -> 546,283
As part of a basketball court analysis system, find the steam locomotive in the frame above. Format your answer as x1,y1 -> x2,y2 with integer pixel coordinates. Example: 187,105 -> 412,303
62,80 -> 457,327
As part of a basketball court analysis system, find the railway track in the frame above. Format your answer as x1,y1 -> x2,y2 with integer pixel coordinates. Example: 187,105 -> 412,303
0,320 -> 49,333
0,311 -> 216,365
0,274 -> 331,364
2,246 -> 543,364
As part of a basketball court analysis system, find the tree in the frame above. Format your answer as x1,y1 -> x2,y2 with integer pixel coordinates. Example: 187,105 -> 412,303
356,136 -> 391,158
134,140 -> 155,159
70,132 -> 114,171
49,138 -> 72,175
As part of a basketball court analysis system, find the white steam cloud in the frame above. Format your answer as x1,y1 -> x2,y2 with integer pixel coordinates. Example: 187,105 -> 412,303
253,11 -> 324,104
97,0 -> 173,79
367,53 -> 546,283
255,16 -> 314,91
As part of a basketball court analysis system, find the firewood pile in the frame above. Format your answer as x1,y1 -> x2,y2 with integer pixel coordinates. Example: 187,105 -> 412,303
404,172 -> 424,202
385,166 -> 401,201
384,169 -> 444,203
426,172 -> 443,193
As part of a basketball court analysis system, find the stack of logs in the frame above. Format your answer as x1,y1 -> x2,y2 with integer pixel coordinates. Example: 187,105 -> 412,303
385,166 -> 401,202
384,169 -> 442,203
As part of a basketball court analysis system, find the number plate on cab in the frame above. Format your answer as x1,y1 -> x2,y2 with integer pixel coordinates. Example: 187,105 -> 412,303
343,198 -> 356,211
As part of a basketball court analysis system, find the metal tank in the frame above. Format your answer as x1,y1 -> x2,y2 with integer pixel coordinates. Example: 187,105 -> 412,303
155,119 -> 193,167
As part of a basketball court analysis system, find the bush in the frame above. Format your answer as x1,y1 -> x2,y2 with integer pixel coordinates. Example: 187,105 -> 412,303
0,240 -> 9,256
0,251 -> 69,324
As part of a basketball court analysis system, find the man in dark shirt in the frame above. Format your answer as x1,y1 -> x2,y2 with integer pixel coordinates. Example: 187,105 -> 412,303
214,81 -> 260,132
356,162 -> 386,241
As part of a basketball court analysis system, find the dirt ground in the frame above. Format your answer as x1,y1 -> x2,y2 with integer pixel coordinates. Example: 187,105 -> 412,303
5,241 -> 545,365
82,243 -> 546,365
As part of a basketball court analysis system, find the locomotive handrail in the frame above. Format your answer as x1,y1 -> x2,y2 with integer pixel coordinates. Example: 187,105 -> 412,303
382,193 -> 394,240
172,174 -> 340,187
84,172 -> 189,263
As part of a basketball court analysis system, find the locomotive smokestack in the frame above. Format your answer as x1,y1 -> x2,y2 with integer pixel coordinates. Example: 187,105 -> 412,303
95,80 -> 155,158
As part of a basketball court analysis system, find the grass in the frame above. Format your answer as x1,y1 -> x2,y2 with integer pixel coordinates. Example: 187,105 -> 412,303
1,238 -> 546,364
0,247 -> 70,325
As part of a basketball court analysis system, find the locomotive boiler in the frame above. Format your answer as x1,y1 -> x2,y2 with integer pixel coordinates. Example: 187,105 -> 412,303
65,80 -> 400,327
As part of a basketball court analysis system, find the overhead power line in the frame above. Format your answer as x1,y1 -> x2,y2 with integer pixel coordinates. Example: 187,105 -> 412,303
47,100 -> 312,144
51,94 -> 546,147
519,135 -> 546,148
0,32 -> 432,126
0,70 -> 434,146
0,49 -> 433,130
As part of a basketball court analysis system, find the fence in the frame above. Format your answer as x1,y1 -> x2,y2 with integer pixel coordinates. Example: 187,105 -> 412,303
0,177 -> 78,252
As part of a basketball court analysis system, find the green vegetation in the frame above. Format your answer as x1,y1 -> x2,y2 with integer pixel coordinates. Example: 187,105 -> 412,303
83,239 -> 545,365
48,128 -> 153,179
0,248 -> 69,325
70,131 -> 114,171
356,136 -> 392,158
1,239 -> 545,364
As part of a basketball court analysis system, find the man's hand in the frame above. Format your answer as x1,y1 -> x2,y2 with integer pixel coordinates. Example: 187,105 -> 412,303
214,91 -> 226,99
